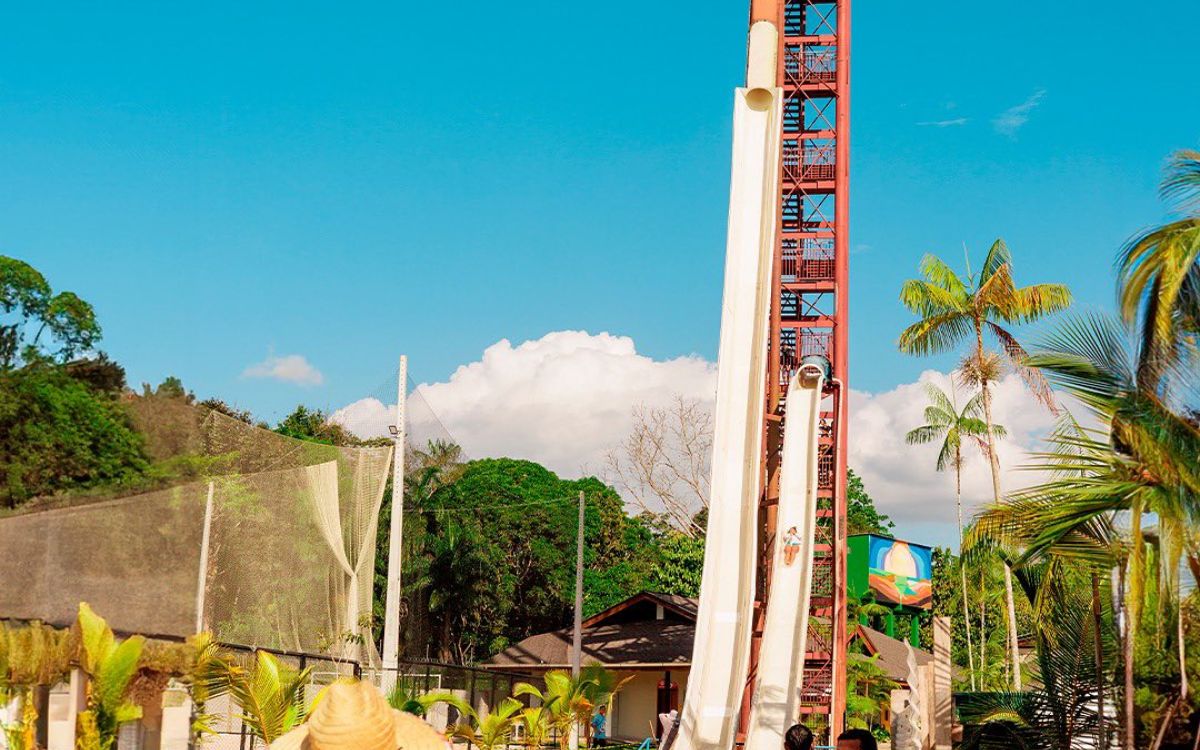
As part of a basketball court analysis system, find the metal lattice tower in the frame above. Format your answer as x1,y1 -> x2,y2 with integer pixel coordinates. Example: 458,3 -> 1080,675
745,0 -> 850,741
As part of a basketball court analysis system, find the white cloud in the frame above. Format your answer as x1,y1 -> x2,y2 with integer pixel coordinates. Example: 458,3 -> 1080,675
849,370 -> 1063,545
241,353 -> 325,386
333,331 -> 716,476
917,118 -> 968,127
993,89 -> 1046,136
333,331 -> 1065,547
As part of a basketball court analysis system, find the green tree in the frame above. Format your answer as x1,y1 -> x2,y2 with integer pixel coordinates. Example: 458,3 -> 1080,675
905,382 -> 1002,689
0,365 -> 151,507
846,469 -> 894,536
899,240 -> 1071,690
400,458 -> 653,662
275,405 -> 356,446
647,527 -> 705,597
957,564 -> 1114,750
0,256 -> 100,369
844,653 -> 898,737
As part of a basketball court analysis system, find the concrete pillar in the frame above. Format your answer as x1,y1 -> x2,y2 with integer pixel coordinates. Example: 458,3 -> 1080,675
932,617 -> 952,750
159,683 -> 192,750
47,669 -> 86,750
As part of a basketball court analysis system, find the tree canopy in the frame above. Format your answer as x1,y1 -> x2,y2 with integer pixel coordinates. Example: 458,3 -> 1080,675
0,256 -> 101,370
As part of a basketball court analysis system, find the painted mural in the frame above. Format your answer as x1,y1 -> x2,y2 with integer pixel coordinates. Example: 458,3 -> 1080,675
867,537 -> 933,609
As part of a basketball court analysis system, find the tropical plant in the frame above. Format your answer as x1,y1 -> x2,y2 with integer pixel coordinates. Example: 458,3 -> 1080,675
844,653 -> 899,736
515,670 -> 599,750
518,703 -> 559,750
451,697 -> 523,750
899,239 -> 1071,689
225,650 -> 311,744
1118,149 -> 1200,384
180,633 -> 236,741
906,381 -> 1003,689
957,564 -> 1114,750
74,603 -> 146,750
969,312 -> 1200,748
386,680 -> 472,718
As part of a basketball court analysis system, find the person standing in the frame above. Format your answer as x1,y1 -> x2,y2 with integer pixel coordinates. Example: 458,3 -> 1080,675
590,705 -> 608,747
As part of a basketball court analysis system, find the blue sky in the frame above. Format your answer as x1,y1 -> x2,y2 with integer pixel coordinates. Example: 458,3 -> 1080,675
4,0 -> 1198,426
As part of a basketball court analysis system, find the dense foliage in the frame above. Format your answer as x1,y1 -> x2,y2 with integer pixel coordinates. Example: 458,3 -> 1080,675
386,456 -> 703,662
0,361 -> 150,508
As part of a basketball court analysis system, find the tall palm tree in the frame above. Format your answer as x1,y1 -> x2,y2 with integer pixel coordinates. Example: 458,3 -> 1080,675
899,240 -> 1072,689
906,381 -> 1003,690
970,314 -> 1200,748
1118,149 -> 1200,384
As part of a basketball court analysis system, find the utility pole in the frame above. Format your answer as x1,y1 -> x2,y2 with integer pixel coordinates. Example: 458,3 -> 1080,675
572,490 -> 585,677
382,355 -> 407,677
569,490 -> 585,750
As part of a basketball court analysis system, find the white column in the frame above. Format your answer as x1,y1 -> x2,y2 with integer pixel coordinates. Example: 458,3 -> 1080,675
382,355 -> 408,676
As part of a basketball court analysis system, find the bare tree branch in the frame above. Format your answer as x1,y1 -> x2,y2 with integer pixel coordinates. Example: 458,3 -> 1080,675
604,396 -> 712,537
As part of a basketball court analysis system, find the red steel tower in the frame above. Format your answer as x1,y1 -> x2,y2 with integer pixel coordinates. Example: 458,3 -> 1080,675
746,0 -> 850,741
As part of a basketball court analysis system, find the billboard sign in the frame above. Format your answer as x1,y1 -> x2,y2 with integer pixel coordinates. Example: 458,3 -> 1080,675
863,536 -> 932,609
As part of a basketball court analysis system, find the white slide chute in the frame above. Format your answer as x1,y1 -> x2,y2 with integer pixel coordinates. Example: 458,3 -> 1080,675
673,23 -> 782,750
743,361 -> 828,750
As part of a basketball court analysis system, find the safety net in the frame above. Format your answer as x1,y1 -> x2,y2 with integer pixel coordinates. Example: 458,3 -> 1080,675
0,397 -> 393,662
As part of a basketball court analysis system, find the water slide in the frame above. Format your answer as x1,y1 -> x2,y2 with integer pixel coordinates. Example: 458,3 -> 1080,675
743,361 -> 828,750
673,21 -> 782,750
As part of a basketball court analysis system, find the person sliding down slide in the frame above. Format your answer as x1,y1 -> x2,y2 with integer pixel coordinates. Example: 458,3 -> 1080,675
743,358 -> 828,750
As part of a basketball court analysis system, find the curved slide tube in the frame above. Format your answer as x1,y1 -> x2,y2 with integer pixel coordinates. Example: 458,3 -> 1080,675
673,82 -> 782,750
743,363 -> 828,750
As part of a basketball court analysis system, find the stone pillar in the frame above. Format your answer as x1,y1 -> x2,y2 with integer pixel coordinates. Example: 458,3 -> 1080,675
932,617 -> 952,750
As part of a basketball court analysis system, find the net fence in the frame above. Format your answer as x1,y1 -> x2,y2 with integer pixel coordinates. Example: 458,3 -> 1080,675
0,397 -> 393,662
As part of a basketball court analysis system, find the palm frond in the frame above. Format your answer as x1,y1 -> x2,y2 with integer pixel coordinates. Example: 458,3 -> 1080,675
1014,283 -> 1073,324
899,310 -> 974,356
1161,149 -> 1200,212
899,276 -> 969,319
979,239 -> 1013,285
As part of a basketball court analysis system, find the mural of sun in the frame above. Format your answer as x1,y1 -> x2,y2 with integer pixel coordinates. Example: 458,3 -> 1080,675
867,538 -> 932,608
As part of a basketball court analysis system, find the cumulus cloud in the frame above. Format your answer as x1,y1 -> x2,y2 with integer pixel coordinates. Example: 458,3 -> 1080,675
332,331 -> 716,476
242,353 -> 325,386
333,331 -> 1065,545
849,370 -> 1062,544
993,89 -> 1046,136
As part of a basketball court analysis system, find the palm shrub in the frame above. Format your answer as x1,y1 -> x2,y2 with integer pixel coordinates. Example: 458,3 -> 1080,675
513,666 -> 632,749
181,633 -> 236,742
515,670 -> 597,750
451,697 -> 523,750
74,603 -> 146,750
518,703 -> 558,750
225,650 -> 311,744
